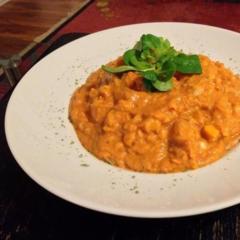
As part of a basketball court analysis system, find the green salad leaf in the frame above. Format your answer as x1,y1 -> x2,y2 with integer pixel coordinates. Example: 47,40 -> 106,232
153,79 -> 173,92
102,34 -> 202,92
174,54 -> 202,74
102,65 -> 137,73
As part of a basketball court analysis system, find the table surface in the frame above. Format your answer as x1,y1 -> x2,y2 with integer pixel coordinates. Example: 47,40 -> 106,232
1,1 -> 240,239
0,0 -> 90,59
56,0 -> 240,36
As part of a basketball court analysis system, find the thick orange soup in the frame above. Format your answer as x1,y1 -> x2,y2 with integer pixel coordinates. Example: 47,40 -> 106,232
69,34 -> 240,173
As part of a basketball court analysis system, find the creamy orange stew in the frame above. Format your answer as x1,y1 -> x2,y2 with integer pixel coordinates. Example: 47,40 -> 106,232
69,56 -> 240,173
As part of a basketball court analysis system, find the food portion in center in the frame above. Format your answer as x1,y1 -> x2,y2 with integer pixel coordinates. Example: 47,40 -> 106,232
69,34 -> 240,173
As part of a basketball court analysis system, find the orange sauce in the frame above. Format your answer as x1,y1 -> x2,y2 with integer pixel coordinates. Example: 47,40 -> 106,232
69,56 -> 240,173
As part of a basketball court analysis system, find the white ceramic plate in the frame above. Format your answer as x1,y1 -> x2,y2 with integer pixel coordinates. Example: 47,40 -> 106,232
5,23 -> 240,218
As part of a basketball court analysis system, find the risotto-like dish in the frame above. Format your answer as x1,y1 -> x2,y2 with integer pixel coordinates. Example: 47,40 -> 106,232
69,55 -> 240,173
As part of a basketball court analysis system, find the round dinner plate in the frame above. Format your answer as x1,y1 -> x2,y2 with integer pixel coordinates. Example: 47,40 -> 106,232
5,23 -> 240,218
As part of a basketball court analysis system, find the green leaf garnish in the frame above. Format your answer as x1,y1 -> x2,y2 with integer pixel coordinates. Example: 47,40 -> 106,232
141,71 -> 158,82
174,54 -> 202,74
143,79 -> 155,92
153,79 -> 173,92
158,60 -> 176,82
123,49 -> 150,70
102,34 -> 202,92
102,65 -> 137,73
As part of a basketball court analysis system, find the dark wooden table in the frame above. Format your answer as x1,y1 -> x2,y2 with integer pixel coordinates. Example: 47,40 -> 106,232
1,1 -> 240,239
0,0 -> 90,85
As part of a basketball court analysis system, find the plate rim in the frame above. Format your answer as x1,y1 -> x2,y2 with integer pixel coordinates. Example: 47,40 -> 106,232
4,22 -> 240,218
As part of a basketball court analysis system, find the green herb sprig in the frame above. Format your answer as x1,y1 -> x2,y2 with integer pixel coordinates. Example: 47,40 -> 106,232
102,34 -> 202,92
